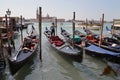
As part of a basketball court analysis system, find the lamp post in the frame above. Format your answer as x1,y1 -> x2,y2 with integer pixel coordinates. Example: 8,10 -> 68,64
6,9 -> 15,50
6,9 -> 12,55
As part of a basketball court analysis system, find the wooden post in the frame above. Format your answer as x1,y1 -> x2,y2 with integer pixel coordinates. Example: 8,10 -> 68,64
55,17 -> 57,36
86,18 -> 88,29
72,12 -> 75,47
0,28 -> 4,58
99,14 -> 104,46
10,18 -> 15,50
5,15 -> 11,55
39,7 -> 42,61
111,19 -> 115,37
20,15 -> 23,43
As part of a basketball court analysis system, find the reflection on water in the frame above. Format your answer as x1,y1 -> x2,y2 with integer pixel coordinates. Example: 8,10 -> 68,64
1,22 -> 117,80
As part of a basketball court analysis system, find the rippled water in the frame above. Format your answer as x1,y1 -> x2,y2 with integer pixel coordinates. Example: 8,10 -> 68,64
1,22 -> 118,80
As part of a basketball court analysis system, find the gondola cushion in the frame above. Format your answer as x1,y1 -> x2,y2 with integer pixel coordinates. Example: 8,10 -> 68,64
87,35 -> 94,40
53,41 -> 64,46
32,39 -> 37,43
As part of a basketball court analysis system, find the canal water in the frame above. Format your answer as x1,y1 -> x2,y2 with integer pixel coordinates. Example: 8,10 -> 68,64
0,22 -> 118,80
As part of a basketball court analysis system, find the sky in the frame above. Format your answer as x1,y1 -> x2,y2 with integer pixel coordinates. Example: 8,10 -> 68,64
0,0 -> 120,21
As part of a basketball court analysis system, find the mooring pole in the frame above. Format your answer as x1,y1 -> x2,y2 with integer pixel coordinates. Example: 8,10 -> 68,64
99,14 -> 104,46
55,17 -> 57,36
20,15 -> 23,43
5,15 -> 11,56
111,19 -> 115,38
10,18 -> 15,50
72,12 -> 75,48
86,18 -> 88,29
39,7 -> 42,61
0,28 -> 4,58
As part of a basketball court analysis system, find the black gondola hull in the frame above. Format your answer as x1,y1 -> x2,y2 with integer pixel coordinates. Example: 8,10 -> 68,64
8,38 -> 38,75
85,44 -> 120,64
44,28 -> 83,63
51,44 -> 83,62
8,51 -> 36,75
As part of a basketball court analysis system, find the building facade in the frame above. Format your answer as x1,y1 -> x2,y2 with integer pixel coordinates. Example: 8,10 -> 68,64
36,9 -> 65,22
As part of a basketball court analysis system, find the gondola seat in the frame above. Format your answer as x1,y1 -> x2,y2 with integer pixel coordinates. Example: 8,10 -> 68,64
87,35 -> 94,40
32,39 -> 37,43
53,41 -> 64,46
49,36 -> 64,46
87,35 -> 97,43
30,44 -> 35,50
50,36 -> 62,41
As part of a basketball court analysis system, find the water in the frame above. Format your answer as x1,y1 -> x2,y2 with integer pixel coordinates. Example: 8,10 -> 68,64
0,22 -> 118,80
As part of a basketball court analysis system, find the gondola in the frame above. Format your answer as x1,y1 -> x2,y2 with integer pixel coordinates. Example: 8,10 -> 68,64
82,27 -> 120,63
106,26 -> 120,40
8,30 -> 38,75
113,33 -> 120,40
61,27 -> 120,63
44,27 -> 83,62
83,27 -> 120,52
61,28 -> 85,50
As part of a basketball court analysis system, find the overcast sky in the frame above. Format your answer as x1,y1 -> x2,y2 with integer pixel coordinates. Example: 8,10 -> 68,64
0,0 -> 120,21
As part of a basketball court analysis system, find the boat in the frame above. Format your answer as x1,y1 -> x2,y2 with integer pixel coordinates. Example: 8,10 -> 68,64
61,27 -> 87,49
82,28 -> 120,63
44,27 -> 83,62
106,26 -> 120,40
79,20 -> 101,30
113,33 -> 120,40
8,29 -> 38,75
111,19 -> 120,30
85,44 -> 120,63
61,27 -> 120,63
83,27 -> 120,49
22,22 -> 33,29
79,25 -> 100,30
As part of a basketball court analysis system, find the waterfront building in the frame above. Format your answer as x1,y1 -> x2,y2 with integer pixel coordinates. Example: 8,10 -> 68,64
36,9 -> 65,22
